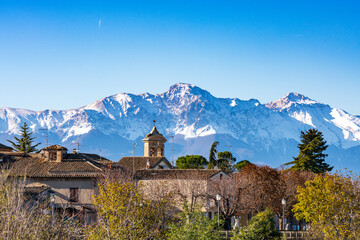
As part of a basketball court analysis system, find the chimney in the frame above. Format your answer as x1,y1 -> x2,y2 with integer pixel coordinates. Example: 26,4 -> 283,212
72,149 -> 77,154
146,159 -> 151,169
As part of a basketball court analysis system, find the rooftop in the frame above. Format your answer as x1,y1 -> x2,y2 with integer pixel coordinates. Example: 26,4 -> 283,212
5,150 -> 115,178
135,169 -> 223,180
117,156 -> 172,172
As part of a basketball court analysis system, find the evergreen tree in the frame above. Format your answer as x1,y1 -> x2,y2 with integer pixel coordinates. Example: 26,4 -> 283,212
208,141 -> 219,169
286,128 -> 333,173
7,122 -> 40,153
234,160 -> 252,172
217,151 -> 236,172
176,155 -> 208,169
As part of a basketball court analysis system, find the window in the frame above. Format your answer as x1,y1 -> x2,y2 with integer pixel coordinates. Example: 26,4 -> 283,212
208,212 -> 212,219
69,188 -> 79,202
49,152 -> 57,161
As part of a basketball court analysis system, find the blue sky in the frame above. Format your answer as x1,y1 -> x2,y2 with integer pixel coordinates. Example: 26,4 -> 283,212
1,1 -> 360,113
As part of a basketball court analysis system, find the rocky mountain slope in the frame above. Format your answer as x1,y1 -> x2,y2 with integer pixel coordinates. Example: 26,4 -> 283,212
1,83 -> 360,171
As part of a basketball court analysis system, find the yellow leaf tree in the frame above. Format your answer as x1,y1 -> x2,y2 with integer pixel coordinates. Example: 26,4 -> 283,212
87,181 -> 173,240
293,173 -> 360,240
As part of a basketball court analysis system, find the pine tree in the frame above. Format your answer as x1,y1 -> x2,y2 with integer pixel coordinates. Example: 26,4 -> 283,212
217,151 -> 236,172
176,155 -> 208,169
7,122 -> 40,153
207,141 -> 219,169
234,160 -> 252,172
286,128 -> 333,173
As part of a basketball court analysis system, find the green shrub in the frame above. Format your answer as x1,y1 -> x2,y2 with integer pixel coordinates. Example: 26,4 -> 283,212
166,200 -> 224,240
232,208 -> 281,240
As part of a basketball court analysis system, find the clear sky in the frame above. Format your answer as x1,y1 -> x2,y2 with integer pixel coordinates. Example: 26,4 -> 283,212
1,1 -> 360,114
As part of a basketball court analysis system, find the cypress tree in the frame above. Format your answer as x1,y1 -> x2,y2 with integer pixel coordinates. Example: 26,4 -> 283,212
7,122 -> 41,153
208,141 -> 219,169
286,128 -> 333,173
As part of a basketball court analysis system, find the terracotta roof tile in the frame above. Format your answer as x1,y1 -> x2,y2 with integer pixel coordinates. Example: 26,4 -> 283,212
24,185 -> 50,194
135,169 -> 223,180
6,152 -> 113,178
0,143 -> 12,150
42,145 -> 68,151
117,156 -> 172,172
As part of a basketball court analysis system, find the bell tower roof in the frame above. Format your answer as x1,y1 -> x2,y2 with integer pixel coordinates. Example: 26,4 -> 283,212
142,120 -> 167,157
143,120 -> 167,141
150,126 -> 160,135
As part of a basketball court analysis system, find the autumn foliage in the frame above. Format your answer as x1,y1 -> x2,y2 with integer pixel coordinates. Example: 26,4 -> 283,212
293,172 -> 360,240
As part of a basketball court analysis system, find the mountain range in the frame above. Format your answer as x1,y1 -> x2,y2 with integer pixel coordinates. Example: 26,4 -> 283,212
1,83 -> 360,171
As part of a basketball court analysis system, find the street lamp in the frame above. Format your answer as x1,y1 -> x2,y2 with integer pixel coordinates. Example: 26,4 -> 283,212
216,194 -> 222,227
50,194 -> 55,226
281,198 -> 286,230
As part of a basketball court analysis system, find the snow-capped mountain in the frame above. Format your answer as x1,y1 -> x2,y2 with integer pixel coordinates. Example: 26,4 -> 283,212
1,83 -> 360,171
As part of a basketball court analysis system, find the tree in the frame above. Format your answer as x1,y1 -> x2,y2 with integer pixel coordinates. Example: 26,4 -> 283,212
293,172 -> 360,240
208,141 -> 219,169
87,180 -> 173,240
210,173 -> 243,230
238,165 -> 284,216
232,208 -> 281,240
7,122 -> 40,153
166,200 -> 223,240
286,128 -> 333,173
0,169 -> 81,239
176,155 -> 208,169
217,151 -> 236,172
279,170 -> 315,230
234,160 -> 252,172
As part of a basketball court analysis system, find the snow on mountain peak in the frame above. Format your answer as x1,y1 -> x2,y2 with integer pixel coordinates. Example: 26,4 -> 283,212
2,83 -> 360,171
266,92 -> 318,110
165,83 -> 212,98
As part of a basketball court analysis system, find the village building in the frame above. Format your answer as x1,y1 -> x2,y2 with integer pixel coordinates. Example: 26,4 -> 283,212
117,124 -> 173,172
0,143 -> 13,152
117,124 -> 240,224
135,169 -> 227,216
0,123 -> 248,229
1,144 -> 116,224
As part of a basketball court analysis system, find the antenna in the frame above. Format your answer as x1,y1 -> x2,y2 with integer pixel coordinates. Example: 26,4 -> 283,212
71,140 -> 83,152
98,149 -> 102,161
225,145 -> 232,152
172,107 -> 177,167
39,128 -> 49,147
225,144 -> 234,169
171,136 -> 175,166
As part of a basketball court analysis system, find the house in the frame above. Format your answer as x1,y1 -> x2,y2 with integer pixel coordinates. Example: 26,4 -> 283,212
5,144 -> 117,224
0,143 -> 13,152
135,169 -> 227,217
118,123 -> 235,223
117,124 -> 173,172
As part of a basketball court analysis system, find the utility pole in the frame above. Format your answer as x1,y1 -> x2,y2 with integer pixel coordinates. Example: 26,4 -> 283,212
225,145 -> 232,152
132,143 -> 137,173
71,140 -> 83,153
171,136 -> 174,166
98,149 -> 102,161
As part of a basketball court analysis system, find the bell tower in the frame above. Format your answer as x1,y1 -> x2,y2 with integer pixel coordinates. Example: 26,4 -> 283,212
142,120 -> 167,157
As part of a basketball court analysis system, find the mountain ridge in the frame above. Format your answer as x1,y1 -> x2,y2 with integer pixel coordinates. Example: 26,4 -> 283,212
1,83 -> 360,171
